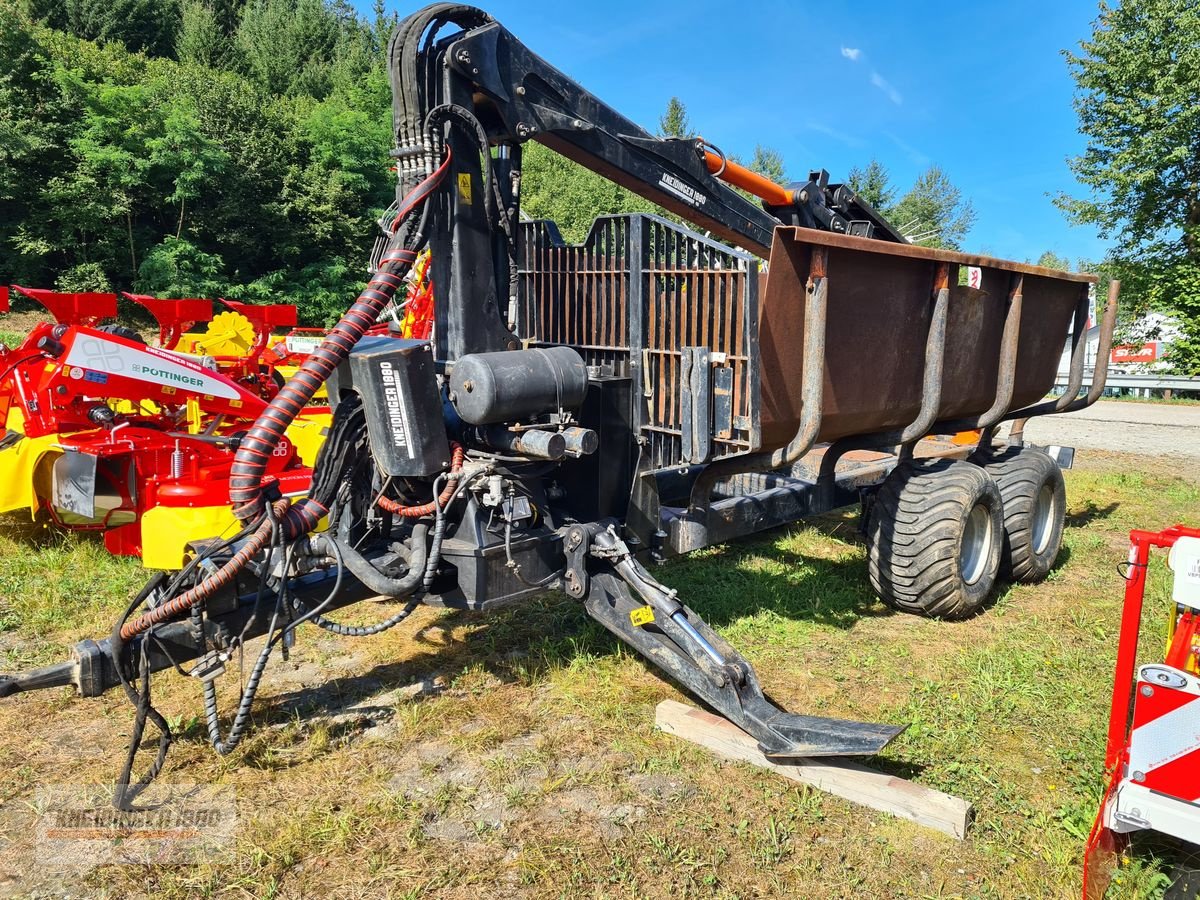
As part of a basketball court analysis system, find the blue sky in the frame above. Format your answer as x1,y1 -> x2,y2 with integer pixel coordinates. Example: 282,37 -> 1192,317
368,0 -> 1110,266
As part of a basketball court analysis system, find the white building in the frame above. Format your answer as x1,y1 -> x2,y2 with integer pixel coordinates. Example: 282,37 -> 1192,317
1059,310 -> 1182,375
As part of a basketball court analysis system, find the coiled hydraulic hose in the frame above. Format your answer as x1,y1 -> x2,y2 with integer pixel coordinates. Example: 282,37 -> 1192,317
376,442 -> 465,517
120,499 -> 288,641
116,154 -> 451,643
228,151 -> 452,538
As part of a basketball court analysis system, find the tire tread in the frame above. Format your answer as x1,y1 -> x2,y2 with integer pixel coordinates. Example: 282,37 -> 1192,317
973,446 -> 1066,583
867,458 -> 1004,619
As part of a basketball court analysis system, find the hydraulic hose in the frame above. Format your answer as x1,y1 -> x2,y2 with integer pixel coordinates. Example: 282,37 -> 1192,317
310,524 -> 429,599
377,442 -> 465,517
119,500 -> 288,641
203,610 -> 278,756
118,155 -> 450,642
228,152 -> 452,538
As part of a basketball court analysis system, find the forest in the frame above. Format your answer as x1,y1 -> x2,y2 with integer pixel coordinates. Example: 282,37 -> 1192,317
0,0 -> 988,326
9,0 -> 1183,371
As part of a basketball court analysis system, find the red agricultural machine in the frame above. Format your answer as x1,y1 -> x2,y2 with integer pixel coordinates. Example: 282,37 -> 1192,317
120,291 -> 325,397
0,287 -> 329,567
1,4 -> 1120,817
1085,526 -> 1200,897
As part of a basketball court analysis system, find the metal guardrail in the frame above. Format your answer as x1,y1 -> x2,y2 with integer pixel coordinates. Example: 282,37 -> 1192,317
1054,370 -> 1200,392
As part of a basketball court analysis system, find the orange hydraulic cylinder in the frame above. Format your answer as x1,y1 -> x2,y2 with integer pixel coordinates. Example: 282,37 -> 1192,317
703,151 -> 794,207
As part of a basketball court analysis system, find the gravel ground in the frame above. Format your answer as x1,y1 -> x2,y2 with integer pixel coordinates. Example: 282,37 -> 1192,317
1012,400 -> 1200,460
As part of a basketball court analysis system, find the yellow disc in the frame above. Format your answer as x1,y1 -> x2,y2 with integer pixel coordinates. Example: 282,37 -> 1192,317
183,310 -> 256,357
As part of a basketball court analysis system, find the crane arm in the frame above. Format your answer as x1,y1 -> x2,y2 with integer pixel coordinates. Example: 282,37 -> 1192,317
386,5 -> 903,361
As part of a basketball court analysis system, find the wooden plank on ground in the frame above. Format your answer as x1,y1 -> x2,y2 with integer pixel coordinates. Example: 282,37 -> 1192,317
655,699 -> 973,840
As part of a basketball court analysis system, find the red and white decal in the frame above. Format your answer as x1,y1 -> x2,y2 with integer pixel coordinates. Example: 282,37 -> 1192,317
1126,666 -> 1200,803
63,334 -> 240,400
1111,343 -> 1160,364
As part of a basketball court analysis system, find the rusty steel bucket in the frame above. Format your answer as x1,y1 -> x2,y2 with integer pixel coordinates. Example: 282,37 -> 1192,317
757,227 -> 1099,452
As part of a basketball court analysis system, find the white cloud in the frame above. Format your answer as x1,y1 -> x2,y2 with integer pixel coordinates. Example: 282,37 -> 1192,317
840,46 -> 906,106
805,121 -> 865,148
884,131 -> 930,167
870,71 -> 903,105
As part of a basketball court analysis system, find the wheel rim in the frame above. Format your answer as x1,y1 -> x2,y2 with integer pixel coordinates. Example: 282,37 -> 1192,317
1031,484 -> 1056,555
960,501 -> 993,586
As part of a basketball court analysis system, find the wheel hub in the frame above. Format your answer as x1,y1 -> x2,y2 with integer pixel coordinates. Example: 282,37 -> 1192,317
1031,484 -> 1056,555
960,501 -> 993,586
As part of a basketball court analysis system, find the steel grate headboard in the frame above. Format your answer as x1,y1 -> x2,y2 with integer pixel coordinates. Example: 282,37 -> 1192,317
516,214 -> 760,471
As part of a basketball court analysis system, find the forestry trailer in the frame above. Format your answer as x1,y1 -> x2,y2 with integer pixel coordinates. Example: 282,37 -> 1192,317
0,4 -> 1116,808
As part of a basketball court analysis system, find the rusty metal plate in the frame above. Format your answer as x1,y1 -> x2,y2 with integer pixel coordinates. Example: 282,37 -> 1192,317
759,227 -> 1094,450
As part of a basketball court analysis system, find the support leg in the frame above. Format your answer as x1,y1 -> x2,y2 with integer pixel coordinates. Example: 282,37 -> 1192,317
583,528 -> 905,759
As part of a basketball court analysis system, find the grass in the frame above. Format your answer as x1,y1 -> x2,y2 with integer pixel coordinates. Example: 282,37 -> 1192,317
1109,393 -> 1200,405
0,518 -> 145,667
0,454 -> 1197,898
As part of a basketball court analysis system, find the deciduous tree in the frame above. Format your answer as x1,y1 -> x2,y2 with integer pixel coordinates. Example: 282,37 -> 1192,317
1060,0 -> 1200,373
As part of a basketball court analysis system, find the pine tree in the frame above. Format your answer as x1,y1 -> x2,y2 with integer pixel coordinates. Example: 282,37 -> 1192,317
846,159 -> 895,213
657,97 -> 693,139
748,145 -> 786,183
888,165 -> 975,249
28,0 -> 184,57
177,0 -> 231,67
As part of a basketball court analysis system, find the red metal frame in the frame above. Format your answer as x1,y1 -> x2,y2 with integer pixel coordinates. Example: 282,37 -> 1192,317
1084,524 -> 1200,898
203,299 -> 306,397
262,327 -> 328,368
218,298 -> 297,363
11,286 -> 117,326
0,292 -> 323,560
121,293 -> 214,350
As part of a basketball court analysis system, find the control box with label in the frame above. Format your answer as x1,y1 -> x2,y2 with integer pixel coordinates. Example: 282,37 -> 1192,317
330,335 -> 449,477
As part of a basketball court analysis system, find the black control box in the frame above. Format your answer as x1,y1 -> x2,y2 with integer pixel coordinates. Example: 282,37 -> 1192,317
329,336 -> 450,477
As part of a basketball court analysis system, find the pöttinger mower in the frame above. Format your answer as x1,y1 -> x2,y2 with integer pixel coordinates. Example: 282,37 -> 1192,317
0,287 -> 328,567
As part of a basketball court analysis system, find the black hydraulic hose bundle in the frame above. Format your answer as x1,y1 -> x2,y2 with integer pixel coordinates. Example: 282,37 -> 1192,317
111,573 -> 172,810
105,9 -> 511,797
113,150 -> 451,649
106,147 -> 455,804
388,5 -> 491,194
310,524 -> 430,600
228,150 -> 453,537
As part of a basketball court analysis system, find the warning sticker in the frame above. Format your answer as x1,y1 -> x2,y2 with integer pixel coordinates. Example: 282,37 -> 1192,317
630,606 -> 656,627
457,173 -> 472,204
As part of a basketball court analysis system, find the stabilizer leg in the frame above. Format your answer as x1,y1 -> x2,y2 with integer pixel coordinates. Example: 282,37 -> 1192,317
582,527 -> 904,759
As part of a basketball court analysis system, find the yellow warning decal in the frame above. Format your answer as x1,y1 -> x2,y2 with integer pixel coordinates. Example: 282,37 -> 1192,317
630,605 -> 656,627
457,172 -> 472,203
